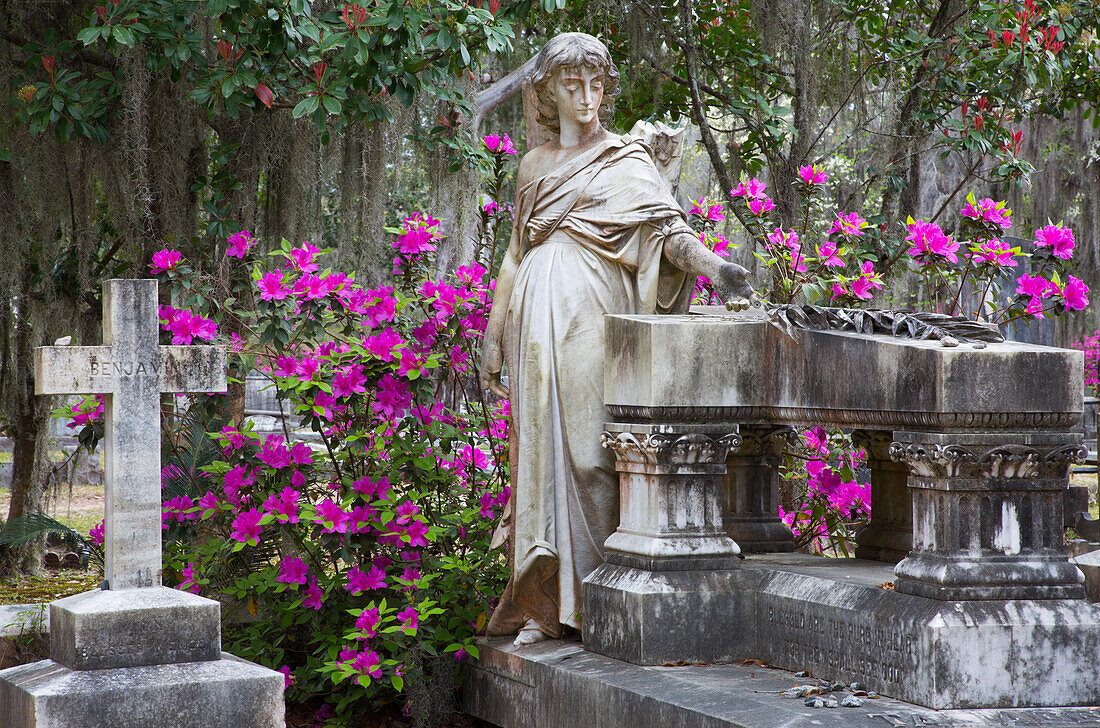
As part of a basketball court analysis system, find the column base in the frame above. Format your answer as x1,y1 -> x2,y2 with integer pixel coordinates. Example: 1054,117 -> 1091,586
894,552 -> 1085,600
582,563 -> 747,665
724,518 -> 794,553
853,524 -> 911,563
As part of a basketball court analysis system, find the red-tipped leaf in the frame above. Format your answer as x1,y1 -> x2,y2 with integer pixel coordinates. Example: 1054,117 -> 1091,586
255,83 -> 274,108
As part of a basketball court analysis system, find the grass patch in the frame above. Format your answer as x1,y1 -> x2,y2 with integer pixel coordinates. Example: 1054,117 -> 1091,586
0,572 -> 101,605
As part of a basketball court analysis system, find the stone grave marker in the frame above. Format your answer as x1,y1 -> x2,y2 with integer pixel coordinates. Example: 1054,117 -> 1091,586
0,279 -> 284,728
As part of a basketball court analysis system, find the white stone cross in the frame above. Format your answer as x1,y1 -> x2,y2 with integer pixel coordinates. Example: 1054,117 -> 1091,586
34,279 -> 226,590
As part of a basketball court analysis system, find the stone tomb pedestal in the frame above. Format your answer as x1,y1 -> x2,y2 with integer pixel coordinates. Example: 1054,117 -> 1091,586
581,309 -> 1100,710
0,280 -> 283,728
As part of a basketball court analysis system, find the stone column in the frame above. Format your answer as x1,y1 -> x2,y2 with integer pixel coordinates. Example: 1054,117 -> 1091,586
891,430 -> 1088,600
600,425 -> 743,570
853,429 -> 912,563
582,424 -> 746,665
724,426 -> 794,553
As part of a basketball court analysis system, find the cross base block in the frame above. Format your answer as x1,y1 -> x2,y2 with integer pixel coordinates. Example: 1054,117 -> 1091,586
50,587 -> 220,671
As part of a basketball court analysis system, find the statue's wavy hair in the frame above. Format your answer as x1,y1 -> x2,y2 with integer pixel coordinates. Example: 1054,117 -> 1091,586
530,33 -> 620,134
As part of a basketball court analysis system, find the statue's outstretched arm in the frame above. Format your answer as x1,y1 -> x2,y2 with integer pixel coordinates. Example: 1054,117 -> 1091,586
479,248 -> 518,398
663,226 -> 754,311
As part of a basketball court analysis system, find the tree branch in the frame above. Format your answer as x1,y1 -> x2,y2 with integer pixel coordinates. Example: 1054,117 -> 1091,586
470,55 -> 538,133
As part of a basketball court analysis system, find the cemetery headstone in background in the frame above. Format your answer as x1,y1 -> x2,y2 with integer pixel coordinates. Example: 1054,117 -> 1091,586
0,279 -> 284,728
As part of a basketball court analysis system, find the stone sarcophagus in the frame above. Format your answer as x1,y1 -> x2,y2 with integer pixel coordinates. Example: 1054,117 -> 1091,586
583,307 -> 1096,709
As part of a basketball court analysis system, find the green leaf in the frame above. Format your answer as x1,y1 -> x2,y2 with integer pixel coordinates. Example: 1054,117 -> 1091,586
292,96 -> 319,118
77,27 -> 101,46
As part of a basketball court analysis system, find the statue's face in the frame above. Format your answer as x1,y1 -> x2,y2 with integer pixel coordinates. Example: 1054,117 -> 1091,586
551,65 -> 603,127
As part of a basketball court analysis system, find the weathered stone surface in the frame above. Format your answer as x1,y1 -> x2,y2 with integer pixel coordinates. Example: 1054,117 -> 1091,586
583,553 -> 1100,709
740,554 -> 1100,709
1070,548 -> 1100,603
50,587 -> 220,670
464,636 -> 1100,727
0,605 -> 49,639
0,653 -> 284,728
604,309 -> 1083,428
582,564 -> 749,665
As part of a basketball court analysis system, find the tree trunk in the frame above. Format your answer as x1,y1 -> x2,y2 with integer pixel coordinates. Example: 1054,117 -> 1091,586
0,284 -> 48,579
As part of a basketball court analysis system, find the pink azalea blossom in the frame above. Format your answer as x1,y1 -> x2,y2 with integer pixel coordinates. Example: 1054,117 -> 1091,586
178,562 -> 201,594
815,240 -> 844,267
830,282 -> 848,300
397,606 -> 419,633
803,427 -> 829,455
150,248 -> 182,274
711,235 -> 732,258
273,355 -> 298,378
365,328 -> 403,361
353,650 -> 383,679
731,177 -> 767,199
277,557 -> 309,585
279,666 -> 293,689
345,567 -> 375,595
356,607 -> 381,638
851,260 -> 883,300
198,491 -> 219,518
89,519 -> 105,546
230,508 -> 264,544
971,238 -> 1018,267
689,199 -> 725,222
289,243 -> 320,273
1054,275 -> 1090,311
263,487 -> 300,523
303,576 -> 324,609
314,498 -> 350,533
374,374 -> 413,419
290,442 -> 313,465
961,197 -> 1012,230
906,219 -> 959,263
483,133 -> 518,155
1033,224 -> 1075,259
748,196 -> 775,216
405,519 -> 430,548
258,435 -> 293,469
257,272 -> 289,301
394,221 -> 437,256
226,230 -> 256,258
1015,273 -> 1052,299
797,164 -> 827,185
827,211 -> 867,238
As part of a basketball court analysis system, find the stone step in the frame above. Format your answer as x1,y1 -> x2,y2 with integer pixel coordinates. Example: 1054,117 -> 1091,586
464,636 -> 1100,728
0,653 -> 283,728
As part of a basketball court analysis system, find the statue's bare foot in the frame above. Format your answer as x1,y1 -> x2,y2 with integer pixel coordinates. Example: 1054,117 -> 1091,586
513,619 -> 550,646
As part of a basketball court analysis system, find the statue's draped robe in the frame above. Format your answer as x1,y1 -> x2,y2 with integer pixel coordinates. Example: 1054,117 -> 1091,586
488,135 -> 695,636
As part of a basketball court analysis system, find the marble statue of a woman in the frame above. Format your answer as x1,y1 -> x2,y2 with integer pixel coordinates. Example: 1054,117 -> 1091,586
479,32 -> 753,646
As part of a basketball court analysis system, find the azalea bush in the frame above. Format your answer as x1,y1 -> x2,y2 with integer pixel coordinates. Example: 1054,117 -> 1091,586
779,427 -> 870,556
731,165 -> 885,307
686,166 -> 885,307
63,141 -> 520,725
904,193 -> 1089,322
159,230 -> 508,723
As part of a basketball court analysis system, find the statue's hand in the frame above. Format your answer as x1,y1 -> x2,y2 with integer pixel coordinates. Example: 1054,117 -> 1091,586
479,336 -> 510,399
713,262 -> 755,312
